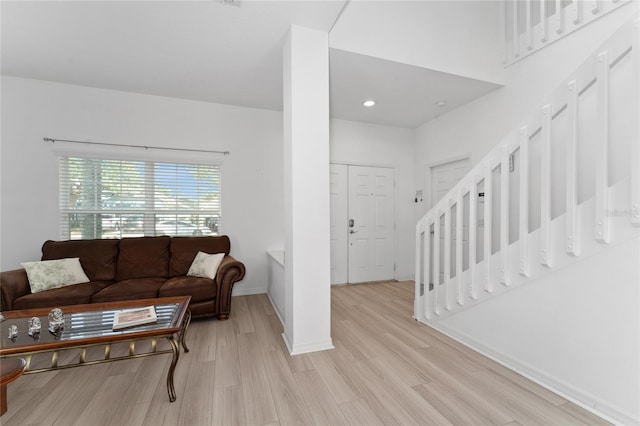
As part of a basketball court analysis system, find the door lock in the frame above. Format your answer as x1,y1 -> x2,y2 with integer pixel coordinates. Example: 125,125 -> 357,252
348,219 -> 355,227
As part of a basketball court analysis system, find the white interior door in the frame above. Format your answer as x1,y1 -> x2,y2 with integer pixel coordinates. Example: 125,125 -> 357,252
329,164 -> 348,285
430,158 -> 470,285
347,165 -> 395,283
431,158 -> 470,206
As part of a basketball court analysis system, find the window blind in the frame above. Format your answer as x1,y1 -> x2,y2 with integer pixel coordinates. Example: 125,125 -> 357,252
59,156 -> 221,239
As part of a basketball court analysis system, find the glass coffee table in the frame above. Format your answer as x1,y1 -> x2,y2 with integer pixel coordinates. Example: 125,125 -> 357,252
0,296 -> 191,403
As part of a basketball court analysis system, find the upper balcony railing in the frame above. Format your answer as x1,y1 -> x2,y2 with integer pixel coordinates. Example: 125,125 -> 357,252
505,0 -> 631,66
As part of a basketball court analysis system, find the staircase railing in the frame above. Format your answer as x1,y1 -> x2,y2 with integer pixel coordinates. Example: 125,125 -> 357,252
415,14 -> 639,322
505,0 -> 631,65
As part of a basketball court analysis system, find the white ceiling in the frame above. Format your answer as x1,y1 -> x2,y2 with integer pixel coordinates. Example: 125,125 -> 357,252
330,49 -> 501,128
1,1 -> 501,129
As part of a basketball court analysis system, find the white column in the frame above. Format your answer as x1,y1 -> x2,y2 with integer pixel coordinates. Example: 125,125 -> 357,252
282,25 -> 333,355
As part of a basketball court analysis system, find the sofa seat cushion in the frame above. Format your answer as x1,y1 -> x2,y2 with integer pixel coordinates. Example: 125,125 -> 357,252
159,276 -> 216,303
13,281 -> 113,310
91,278 -> 166,303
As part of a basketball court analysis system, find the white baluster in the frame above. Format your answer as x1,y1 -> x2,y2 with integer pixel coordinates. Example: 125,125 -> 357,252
519,126 -> 530,277
444,202 -> 452,311
567,80 -> 580,255
501,144 -> 511,285
456,188 -> 464,305
571,0 -> 583,25
540,0 -> 548,42
484,161 -> 493,293
632,17 -> 640,226
433,210 -> 441,315
541,105 -> 552,267
554,0 -> 565,34
513,0 -> 520,58
414,222 -> 423,320
596,51 -> 610,243
469,179 -> 478,299
424,218 -> 433,320
525,0 -> 533,50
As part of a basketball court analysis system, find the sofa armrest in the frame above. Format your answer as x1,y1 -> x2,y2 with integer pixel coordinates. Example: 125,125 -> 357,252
214,255 -> 246,320
0,269 -> 31,311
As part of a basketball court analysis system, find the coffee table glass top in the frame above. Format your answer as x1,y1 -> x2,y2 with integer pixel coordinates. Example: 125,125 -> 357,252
0,298 -> 188,354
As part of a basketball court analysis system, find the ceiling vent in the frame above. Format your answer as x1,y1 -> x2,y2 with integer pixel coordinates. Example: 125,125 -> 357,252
216,0 -> 241,7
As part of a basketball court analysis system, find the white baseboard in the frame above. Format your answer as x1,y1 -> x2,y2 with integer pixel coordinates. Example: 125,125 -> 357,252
267,291 -> 285,327
427,321 -> 638,426
281,333 -> 334,356
232,284 -> 267,296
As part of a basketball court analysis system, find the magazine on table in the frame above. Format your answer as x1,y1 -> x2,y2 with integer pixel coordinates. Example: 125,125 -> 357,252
113,306 -> 157,330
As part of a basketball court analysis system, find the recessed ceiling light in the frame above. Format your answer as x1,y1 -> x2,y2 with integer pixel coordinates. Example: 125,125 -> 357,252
435,100 -> 447,107
362,100 -> 376,107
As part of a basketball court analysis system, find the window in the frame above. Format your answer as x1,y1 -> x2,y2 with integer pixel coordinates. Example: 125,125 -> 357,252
59,156 -> 221,239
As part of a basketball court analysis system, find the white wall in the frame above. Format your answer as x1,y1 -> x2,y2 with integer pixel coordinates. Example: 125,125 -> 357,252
0,77 -> 418,290
437,235 -> 640,424
0,76 -> 284,295
330,119 -> 415,281
330,0 -> 505,85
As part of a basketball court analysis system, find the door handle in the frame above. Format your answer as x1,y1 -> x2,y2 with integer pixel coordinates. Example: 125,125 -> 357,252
350,229 -> 358,234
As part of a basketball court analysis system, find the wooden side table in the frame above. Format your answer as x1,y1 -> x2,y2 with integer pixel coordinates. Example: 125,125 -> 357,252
0,358 -> 25,415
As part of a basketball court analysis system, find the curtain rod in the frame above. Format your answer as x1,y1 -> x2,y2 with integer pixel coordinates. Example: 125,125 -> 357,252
43,137 -> 230,156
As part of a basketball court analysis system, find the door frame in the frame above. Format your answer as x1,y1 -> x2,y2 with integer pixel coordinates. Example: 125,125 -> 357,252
330,161 -> 398,284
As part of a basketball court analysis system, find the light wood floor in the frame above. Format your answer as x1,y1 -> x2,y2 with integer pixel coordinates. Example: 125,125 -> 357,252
2,281 -> 609,426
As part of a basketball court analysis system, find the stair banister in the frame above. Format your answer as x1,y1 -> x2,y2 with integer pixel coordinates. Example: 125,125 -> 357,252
415,13 -> 638,323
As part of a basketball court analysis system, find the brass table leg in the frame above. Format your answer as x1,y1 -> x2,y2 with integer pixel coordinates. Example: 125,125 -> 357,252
180,310 -> 191,353
166,336 -> 180,402
166,310 -> 190,401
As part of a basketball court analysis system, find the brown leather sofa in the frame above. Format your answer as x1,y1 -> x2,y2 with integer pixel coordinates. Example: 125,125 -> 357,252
0,235 -> 245,320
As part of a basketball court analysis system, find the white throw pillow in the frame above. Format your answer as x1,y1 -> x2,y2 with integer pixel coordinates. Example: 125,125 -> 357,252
21,258 -> 90,294
187,252 -> 225,280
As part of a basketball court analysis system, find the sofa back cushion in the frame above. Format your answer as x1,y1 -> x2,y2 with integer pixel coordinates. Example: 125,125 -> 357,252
117,236 -> 171,280
42,239 -> 119,281
169,236 -> 231,277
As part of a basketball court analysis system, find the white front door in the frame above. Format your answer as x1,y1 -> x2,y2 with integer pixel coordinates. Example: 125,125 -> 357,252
347,165 -> 395,283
